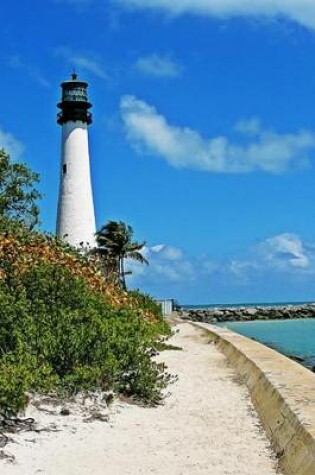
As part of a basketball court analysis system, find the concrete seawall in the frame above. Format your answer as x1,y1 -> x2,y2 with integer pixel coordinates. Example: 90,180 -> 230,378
192,322 -> 315,475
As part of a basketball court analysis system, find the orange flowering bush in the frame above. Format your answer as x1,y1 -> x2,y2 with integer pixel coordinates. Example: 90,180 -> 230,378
0,219 -> 163,324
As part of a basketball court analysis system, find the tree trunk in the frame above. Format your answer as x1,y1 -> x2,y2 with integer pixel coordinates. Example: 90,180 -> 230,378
120,256 -> 127,291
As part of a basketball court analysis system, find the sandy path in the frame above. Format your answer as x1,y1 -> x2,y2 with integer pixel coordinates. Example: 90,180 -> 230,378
1,322 -> 280,475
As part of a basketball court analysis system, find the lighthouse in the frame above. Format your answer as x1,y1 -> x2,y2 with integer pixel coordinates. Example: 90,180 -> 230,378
56,73 -> 96,248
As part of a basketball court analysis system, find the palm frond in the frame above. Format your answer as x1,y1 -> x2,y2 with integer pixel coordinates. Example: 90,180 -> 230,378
127,251 -> 149,265
95,220 -> 149,288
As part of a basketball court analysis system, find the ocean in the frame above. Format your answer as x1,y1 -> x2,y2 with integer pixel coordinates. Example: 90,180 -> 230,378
182,302 -> 315,370
182,301 -> 315,309
220,318 -> 315,370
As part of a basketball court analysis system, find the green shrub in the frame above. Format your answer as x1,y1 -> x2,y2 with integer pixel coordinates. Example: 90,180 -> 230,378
128,290 -> 171,335
0,262 -> 169,415
0,350 -> 56,417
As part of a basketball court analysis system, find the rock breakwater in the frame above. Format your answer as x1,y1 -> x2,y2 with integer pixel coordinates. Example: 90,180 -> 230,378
179,304 -> 315,324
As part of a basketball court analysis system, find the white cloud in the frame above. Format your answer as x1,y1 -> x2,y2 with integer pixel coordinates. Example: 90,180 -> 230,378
55,47 -> 108,79
0,127 -> 24,159
222,233 -> 315,286
234,118 -> 262,136
258,233 -> 310,269
227,259 -> 259,277
227,233 -> 314,279
134,54 -> 182,78
114,0 -> 315,32
149,244 -> 183,260
127,244 -> 195,283
127,233 -> 315,294
120,95 -> 315,174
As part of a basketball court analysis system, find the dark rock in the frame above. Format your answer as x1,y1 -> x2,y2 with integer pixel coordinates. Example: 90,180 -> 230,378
288,354 -> 305,364
213,310 -> 224,317
182,304 -> 315,324
60,406 -> 70,416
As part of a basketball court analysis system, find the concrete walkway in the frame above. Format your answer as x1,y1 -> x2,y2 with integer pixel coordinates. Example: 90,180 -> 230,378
2,322 -> 281,475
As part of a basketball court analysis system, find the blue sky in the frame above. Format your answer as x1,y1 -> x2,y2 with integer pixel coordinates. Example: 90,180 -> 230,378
3,0 -> 315,304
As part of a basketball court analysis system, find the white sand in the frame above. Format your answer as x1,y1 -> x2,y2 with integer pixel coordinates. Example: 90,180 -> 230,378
1,322 -> 280,475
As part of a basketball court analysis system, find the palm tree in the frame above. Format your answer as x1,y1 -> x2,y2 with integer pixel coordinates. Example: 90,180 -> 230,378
95,220 -> 148,290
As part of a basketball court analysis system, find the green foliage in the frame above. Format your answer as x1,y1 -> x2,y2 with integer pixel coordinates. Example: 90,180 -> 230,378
0,151 -> 169,416
128,290 -> 162,315
0,150 -> 41,229
0,260 -> 169,416
0,349 -> 57,417
128,290 -> 171,335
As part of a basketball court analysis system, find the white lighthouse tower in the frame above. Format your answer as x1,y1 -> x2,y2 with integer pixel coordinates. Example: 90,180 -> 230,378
56,73 -> 96,248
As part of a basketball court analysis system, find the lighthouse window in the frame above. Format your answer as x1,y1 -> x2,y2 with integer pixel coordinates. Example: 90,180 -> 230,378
63,164 -> 67,175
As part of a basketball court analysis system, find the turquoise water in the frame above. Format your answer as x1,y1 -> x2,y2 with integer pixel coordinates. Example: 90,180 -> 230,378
222,319 -> 315,369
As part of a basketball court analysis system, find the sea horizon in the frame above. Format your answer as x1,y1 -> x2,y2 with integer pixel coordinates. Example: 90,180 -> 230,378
181,300 -> 315,309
